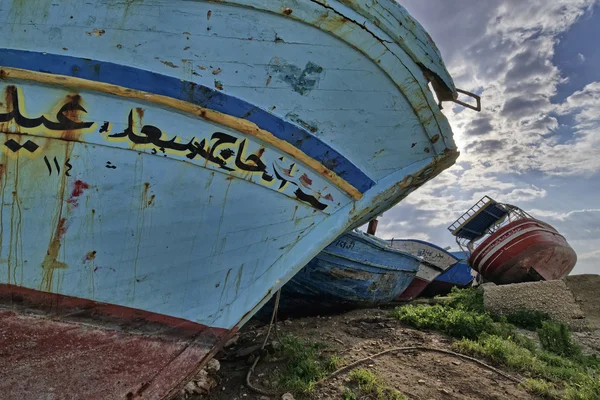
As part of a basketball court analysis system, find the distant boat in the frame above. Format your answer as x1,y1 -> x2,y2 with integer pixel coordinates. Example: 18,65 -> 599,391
0,0 -> 472,398
449,196 -> 577,285
421,251 -> 478,297
270,231 -> 421,315
386,239 -> 460,300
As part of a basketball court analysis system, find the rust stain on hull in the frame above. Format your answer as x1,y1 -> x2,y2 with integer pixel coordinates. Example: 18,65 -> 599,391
40,143 -> 79,293
329,267 -> 372,280
41,216 -> 68,291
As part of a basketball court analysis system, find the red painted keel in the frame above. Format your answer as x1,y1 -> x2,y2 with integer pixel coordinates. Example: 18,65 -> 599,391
469,219 -> 577,285
396,277 -> 431,301
0,284 -> 232,400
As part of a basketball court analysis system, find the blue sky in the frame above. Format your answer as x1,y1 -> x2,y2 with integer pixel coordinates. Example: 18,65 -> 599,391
375,0 -> 600,275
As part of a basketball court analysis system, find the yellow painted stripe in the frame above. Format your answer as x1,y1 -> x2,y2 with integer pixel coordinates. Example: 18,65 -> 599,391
0,67 -> 363,200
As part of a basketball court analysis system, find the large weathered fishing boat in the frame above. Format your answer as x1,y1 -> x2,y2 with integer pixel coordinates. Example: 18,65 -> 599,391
386,239 -> 459,300
449,197 -> 577,285
0,1 -> 469,398
262,231 -> 420,316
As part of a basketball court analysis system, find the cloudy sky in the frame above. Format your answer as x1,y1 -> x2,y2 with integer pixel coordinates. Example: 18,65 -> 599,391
376,0 -> 600,275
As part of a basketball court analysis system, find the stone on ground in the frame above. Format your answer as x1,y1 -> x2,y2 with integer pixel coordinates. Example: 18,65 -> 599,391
482,279 -> 589,330
564,274 -> 600,330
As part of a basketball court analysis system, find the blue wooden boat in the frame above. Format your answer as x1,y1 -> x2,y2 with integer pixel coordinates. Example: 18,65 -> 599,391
266,231 -> 421,316
0,1 -> 469,398
421,251 -> 478,297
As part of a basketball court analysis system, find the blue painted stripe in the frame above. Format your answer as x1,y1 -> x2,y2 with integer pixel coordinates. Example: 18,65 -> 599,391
0,48 -> 375,193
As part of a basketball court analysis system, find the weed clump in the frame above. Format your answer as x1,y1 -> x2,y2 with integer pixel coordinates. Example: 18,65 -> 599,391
347,369 -> 408,400
537,321 -> 582,358
341,387 -> 357,400
445,286 -> 486,313
274,335 -> 340,393
506,309 -> 551,330
452,334 -> 536,372
520,379 -> 560,399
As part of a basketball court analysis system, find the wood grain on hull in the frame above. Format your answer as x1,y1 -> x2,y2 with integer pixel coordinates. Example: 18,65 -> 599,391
0,284 -> 232,400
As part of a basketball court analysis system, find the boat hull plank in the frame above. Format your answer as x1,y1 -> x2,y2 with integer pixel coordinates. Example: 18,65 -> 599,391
0,90 -> 334,329
387,239 -> 459,300
0,283 -> 236,400
0,0 -> 444,183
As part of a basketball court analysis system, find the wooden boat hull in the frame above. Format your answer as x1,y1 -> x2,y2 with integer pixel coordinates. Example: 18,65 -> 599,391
396,264 -> 438,301
387,239 -> 460,301
469,219 -> 577,285
421,256 -> 477,297
0,0 -> 459,398
270,232 -> 421,316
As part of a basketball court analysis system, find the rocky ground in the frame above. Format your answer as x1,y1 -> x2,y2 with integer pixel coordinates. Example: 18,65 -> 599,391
179,307 -> 598,400
178,276 -> 600,400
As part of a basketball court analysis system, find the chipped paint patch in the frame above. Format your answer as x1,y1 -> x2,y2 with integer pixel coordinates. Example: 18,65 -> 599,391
67,180 -> 89,206
84,250 -> 97,262
286,112 -> 318,134
329,267 -> 372,280
268,58 -> 324,95
86,28 -> 105,36
161,60 -> 179,69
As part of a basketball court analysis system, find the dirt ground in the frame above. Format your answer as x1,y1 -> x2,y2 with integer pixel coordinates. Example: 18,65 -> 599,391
198,307 -> 540,400
180,274 -> 600,400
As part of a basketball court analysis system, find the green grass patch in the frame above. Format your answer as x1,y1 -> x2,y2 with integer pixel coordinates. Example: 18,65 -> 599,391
453,334 -> 537,372
347,369 -> 408,400
390,304 -> 499,340
452,335 -> 600,398
272,334 -> 341,394
390,303 -> 530,347
391,288 -> 600,399
341,387 -> 358,400
444,286 -> 486,313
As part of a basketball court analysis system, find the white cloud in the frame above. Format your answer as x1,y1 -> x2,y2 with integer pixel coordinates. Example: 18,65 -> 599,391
580,249 -> 600,260
528,208 -> 600,221
379,1 -> 600,276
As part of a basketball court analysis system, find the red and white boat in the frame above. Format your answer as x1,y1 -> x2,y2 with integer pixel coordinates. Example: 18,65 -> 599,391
448,196 -> 577,285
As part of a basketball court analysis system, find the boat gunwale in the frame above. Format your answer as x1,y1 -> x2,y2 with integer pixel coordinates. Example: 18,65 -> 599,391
215,0 -> 457,156
385,238 -> 462,261
318,230 -> 421,273
318,0 -> 457,98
